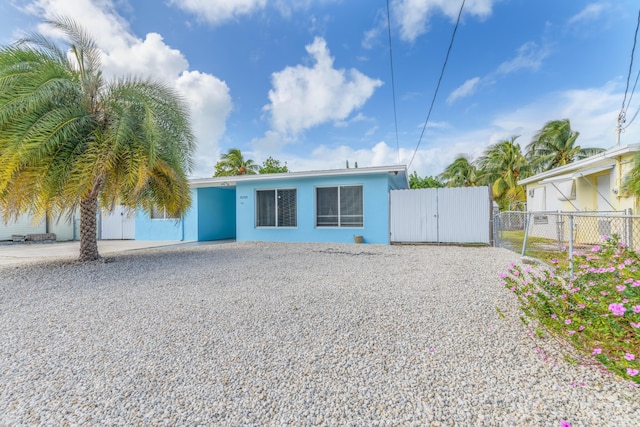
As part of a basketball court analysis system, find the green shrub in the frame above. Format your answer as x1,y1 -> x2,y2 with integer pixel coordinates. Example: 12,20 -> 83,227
501,235 -> 640,384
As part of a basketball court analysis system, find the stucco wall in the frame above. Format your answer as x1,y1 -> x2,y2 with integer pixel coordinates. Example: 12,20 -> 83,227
235,174 -> 393,244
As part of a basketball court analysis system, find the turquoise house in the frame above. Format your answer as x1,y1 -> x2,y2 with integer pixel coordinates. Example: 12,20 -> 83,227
136,165 -> 409,244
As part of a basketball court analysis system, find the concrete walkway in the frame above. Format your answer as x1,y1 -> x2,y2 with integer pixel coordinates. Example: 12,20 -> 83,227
0,240 -> 190,266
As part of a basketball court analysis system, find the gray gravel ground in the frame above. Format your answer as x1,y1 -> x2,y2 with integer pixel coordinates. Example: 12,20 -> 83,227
0,242 -> 638,426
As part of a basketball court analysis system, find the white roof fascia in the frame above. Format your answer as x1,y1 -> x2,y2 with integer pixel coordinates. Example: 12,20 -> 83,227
538,162 -> 616,184
189,165 -> 408,188
518,143 -> 640,186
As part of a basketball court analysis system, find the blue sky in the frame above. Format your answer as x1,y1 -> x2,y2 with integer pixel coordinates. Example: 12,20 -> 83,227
1,0 -> 639,178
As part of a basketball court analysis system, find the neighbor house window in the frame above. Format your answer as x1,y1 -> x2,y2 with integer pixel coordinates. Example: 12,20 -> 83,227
151,206 -> 178,220
316,185 -> 363,227
256,189 -> 297,227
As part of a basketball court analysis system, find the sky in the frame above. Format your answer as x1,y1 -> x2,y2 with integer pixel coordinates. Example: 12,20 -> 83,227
1,0 -> 639,179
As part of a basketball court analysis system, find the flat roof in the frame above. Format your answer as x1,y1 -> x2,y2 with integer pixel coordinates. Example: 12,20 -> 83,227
190,165 -> 409,188
518,143 -> 640,186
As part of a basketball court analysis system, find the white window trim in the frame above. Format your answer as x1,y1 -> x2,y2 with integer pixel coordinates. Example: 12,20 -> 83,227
255,188 -> 297,228
315,185 -> 364,228
151,207 -> 179,220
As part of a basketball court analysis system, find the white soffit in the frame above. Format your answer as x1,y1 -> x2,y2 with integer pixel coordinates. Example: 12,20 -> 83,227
540,162 -> 616,183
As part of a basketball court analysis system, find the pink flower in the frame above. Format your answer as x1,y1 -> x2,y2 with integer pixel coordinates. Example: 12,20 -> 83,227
627,368 -> 639,377
567,330 -> 576,335
631,322 -> 640,328
601,291 -> 609,296
560,294 -> 567,299
625,258 -> 633,265
591,245 -> 600,252
578,325 -> 585,331
551,258 -> 558,264
592,348 -> 602,355
560,420 -> 572,427
513,270 -> 520,276
565,319 -> 571,325
632,280 -> 640,287
624,353 -> 635,361
578,304 -> 586,309
551,314 -> 558,320
609,303 -> 626,316
499,272 -> 507,278
616,285 -> 627,292
633,305 -> 640,314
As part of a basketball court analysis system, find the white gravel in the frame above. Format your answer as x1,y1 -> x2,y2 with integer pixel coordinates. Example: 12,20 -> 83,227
0,242 -> 638,426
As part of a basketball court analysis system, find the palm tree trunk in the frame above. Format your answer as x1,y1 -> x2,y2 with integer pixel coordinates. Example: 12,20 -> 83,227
79,192 -> 100,261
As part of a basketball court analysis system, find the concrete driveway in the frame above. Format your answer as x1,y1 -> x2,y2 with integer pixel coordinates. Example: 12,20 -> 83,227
0,240 -> 189,266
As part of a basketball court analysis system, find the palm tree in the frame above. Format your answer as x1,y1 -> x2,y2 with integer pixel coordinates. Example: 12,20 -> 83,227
439,155 -> 483,187
477,136 -> 530,210
526,119 -> 605,173
0,18 -> 194,261
213,148 -> 258,176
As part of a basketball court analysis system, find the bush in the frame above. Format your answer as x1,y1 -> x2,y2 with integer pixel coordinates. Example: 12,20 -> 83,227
501,235 -> 640,385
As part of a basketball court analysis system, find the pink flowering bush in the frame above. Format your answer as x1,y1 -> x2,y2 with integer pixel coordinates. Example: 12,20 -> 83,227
502,235 -> 640,384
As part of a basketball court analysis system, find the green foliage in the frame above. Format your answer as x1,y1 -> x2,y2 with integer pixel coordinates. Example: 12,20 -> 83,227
259,156 -> 289,174
0,17 -> 194,261
439,155 -> 483,187
214,148 -> 258,176
526,119 -> 605,174
409,171 -> 443,189
501,235 -> 640,384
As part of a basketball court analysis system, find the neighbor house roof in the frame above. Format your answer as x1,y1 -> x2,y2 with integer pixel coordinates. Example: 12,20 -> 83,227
189,165 -> 409,189
518,143 -> 640,186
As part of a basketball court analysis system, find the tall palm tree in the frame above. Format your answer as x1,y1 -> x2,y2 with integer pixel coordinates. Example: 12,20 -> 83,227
0,17 -> 194,261
526,119 -> 605,173
477,136 -> 530,210
439,155 -> 483,187
213,148 -> 258,176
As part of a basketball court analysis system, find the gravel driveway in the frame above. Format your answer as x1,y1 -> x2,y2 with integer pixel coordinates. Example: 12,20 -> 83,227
1,242 -> 638,426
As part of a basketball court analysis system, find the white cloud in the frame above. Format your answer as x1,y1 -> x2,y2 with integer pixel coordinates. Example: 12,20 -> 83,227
447,42 -> 549,104
392,0 -> 495,42
170,0 -> 267,25
568,2 -> 609,26
21,0 -> 233,179
447,77 -> 480,104
496,41 -> 549,75
264,37 -> 383,136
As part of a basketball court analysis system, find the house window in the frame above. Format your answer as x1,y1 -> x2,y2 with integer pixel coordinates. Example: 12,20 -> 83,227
151,206 -> 179,220
316,185 -> 363,227
256,189 -> 297,227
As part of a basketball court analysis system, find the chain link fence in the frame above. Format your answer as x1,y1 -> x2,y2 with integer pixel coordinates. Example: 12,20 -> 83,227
494,210 -> 640,262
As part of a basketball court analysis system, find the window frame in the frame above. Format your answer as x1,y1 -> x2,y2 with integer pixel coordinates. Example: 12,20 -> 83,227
150,206 -> 179,220
255,188 -> 297,228
315,185 -> 364,228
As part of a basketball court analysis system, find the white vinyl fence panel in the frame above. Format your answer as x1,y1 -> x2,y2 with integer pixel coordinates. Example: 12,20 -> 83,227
101,206 -> 136,240
390,186 -> 492,244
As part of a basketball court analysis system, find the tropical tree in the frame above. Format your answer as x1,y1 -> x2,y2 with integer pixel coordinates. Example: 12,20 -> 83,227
0,17 -> 194,261
259,156 -> 289,174
477,136 -> 530,210
409,172 -> 443,189
439,155 -> 483,187
526,119 -> 605,173
213,148 -> 258,176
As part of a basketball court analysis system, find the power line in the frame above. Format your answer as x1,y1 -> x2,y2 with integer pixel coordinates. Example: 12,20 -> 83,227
408,0 -> 466,169
618,8 -> 640,131
386,0 -> 400,164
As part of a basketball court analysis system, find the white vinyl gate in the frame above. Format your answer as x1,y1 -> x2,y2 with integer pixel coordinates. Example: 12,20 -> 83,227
390,186 -> 492,244
101,206 -> 135,240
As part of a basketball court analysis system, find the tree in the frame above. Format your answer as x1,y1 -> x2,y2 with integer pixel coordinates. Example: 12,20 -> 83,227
259,156 -> 289,174
477,136 -> 530,210
439,155 -> 483,187
526,119 -> 605,173
409,172 -> 443,189
0,17 -> 194,261
213,148 -> 258,176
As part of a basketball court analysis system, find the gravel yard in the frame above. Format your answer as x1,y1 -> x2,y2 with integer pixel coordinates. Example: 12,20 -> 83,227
0,242 -> 638,426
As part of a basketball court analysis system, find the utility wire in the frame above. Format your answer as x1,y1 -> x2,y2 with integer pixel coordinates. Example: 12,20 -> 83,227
408,0 -> 466,169
623,66 -> 640,129
386,0 -> 400,164
619,8 -> 640,127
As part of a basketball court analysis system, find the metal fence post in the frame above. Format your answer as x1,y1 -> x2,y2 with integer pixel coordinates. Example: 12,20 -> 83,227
569,213 -> 574,279
522,211 -> 532,257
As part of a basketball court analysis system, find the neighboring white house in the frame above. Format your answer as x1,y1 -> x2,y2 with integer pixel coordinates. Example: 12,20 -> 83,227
1,206 -> 135,241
